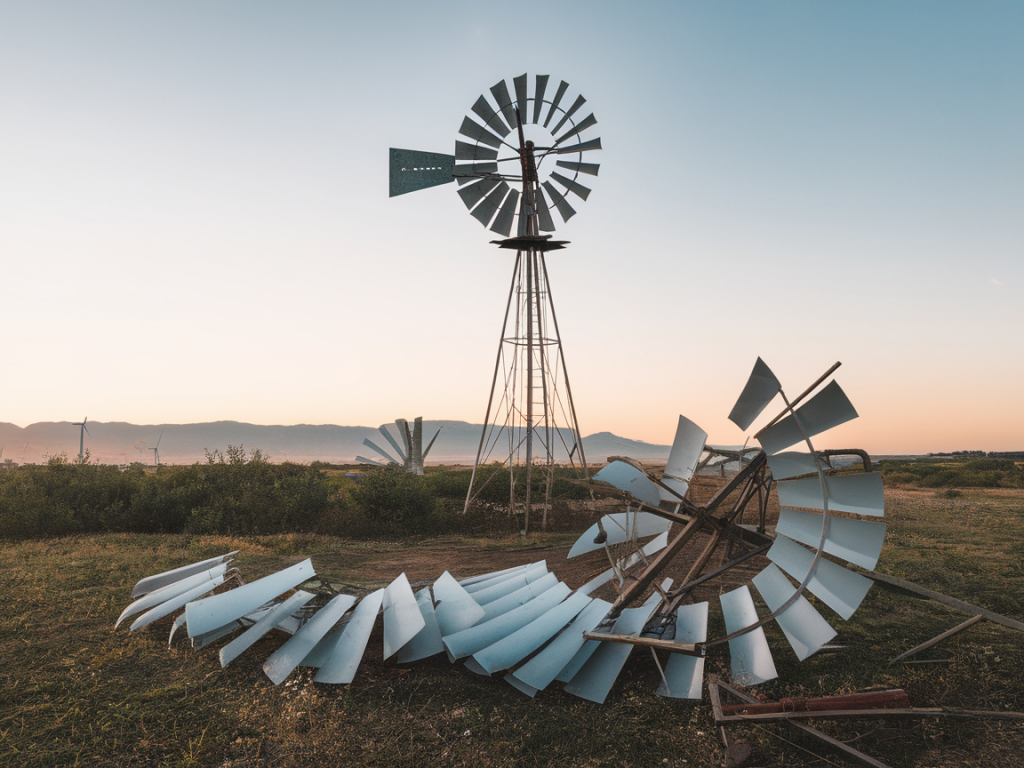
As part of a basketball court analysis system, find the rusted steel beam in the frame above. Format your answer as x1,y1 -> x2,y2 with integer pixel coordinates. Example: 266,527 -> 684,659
580,632 -> 703,656
610,514 -> 704,614
722,689 -> 910,715
889,614 -> 985,664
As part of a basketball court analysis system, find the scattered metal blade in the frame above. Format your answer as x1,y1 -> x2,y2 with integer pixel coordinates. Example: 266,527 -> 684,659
490,187 -> 519,236
478,572 -> 559,623
549,171 -> 591,201
396,588 -> 445,663
541,181 -> 576,221
130,574 -> 226,632
655,602 -> 709,699
555,159 -> 599,176
753,564 -> 837,661
458,116 -> 504,149
362,437 -> 398,464
463,657 -> 490,676
168,613 -> 188,646
473,591 -> 593,674
219,591 -> 315,668
466,562 -> 550,604
455,140 -> 499,162
554,113 -> 598,146
591,461 -> 662,508
543,80 -> 569,127
433,571 -> 486,636
532,74 -> 548,123
442,582 -> 571,661
118,564 -> 229,628
504,673 -> 539,698
660,415 -> 708,501
313,589 -> 385,684
489,78 -> 517,131
457,177 -> 500,211
550,94 -> 587,135
130,551 -> 238,599
471,95 -> 510,137
729,358 -> 782,431
185,559 -> 315,638
262,593 -> 356,685
378,425 -> 408,464
767,535 -> 874,620
567,511 -> 670,559
555,136 -> 602,154
510,598 -> 612,692
383,573 -> 426,660
759,380 -> 858,455
776,508 -> 886,571
191,620 -> 242,650
622,531 -> 669,570
471,181 -> 510,228
513,73 -> 528,121
777,473 -> 885,517
458,562 -> 537,587
535,184 -> 557,232
388,148 -> 455,197
720,585 -> 778,685
766,451 -> 819,480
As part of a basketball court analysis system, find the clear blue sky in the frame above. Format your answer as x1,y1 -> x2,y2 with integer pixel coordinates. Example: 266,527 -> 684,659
2,1 -> 1021,453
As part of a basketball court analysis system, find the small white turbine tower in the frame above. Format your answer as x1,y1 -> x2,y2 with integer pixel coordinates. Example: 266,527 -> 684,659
72,417 -> 90,463
149,432 -> 163,467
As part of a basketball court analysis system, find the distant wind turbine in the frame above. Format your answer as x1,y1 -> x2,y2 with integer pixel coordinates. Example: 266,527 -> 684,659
72,417 -> 90,463
149,432 -> 163,466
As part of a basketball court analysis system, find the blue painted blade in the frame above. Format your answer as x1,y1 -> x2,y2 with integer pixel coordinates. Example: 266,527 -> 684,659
219,590 -> 315,668
776,508 -> 886,571
591,461 -> 662,508
510,598 -> 612,692
263,593 -> 357,685
777,473 -> 884,517
655,602 -> 709,700
766,451 -> 818,480
383,573 -> 425,660
313,589 -> 385,684
767,535 -> 873,620
433,571 -> 486,636
396,588 -> 444,663
660,415 -> 708,501
567,511 -> 670,559
720,585 -> 778,686
753,563 -> 836,661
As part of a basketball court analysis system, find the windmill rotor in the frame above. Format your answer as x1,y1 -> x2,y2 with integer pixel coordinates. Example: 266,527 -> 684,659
149,431 -> 163,466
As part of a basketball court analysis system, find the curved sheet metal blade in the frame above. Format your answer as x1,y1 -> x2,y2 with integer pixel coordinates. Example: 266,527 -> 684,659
551,94 -> 587,135
766,451 -> 819,480
549,171 -> 591,201
490,187 -> 520,236
457,177 -> 500,211
466,561 -> 549,604
378,425 -> 408,463
383,573 -> 426,660
767,535 -> 873,620
130,551 -> 238,599
720,585 -> 778,686
555,160 -> 599,176
455,140 -> 499,162
433,571 -> 486,636
555,137 -> 602,154
661,415 -> 708,501
130,574 -> 226,632
389,148 -> 455,197
655,601 -> 709,699
453,162 -> 498,185
622,531 -> 669,570
567,511 -> 670,559
471,95 -> 510,137
459,562 -> 539,587
592,461 -> 662,508
354,455 -> 384,466
458,116 -> 504,149
728,358 -> 781,432
479,572 -> 559,623
513,73 -> 528,121
539,181 -> 575,221
362,438 -> 398,464
535,184 -> 557,232
263,593 -> 357,685
313,589 -> 385,685
753,564 -> 836,661
396,588 -> 445,663
777,473 -> 884,517
471,181 -> 510,228
219,591 -> 315,668
118,564 -> 229,628
578,533 -> 671,594
775,508 -> 886,571
532,74 -> 549,123
555,113 -> 598,146
543,80 -> 569,127
759,380 -> 858,455
489,78 -> 517,131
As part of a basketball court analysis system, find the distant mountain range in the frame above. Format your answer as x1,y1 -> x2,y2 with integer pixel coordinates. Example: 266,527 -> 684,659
0,420 -> 671,467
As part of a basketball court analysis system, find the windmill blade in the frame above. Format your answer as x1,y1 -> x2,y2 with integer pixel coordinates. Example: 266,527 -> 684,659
422,427 -> 442,460
458,115 -> 504,149
550,94 -> 587,135
767,535 -> 873,620
453,162 -> 499,184
543,80 -> 569,127
471,181 -> 511,228
549,171 -> 591,201
466,562 -> 549,604
532,74 -> 549,123
457,177 -> 500,210
555,159 -> 600,176
578,534 -> 670,594
655,601 -> 709,700
478,572 -> 559,622
541,181 -> 576,222
455,140 -> 499,162
382,573 -> 426,660
592,461 -> 662,508
554,113 -> 598,146
621,530 -> 669,570
355,456 -> 385,466
116,564 -> 230,628
776,472 -> 884,517
129,575 -> 227,632
660,415 -> 708,501
535,184 -> 557,232
459,561 -> 544,589
395,419 -> 412,455
361,438 -> 398,464
753,564 -> 837,661
513,73 -> 528,120
555,137 -> 602,154
490,187 -> 520,236
471,95 -> 510,137
489,78 -> 517,131
567,511 -> 670,558
388,148 -> 455,197
311,589 -> 385,685
765,451 -> 819,480
720,585 -> 778,685
432,571 -> 487,636
396,587 -> 445,663
378,425 -> 408,463
130,551 -> 238,599
729,358 -> 782,431
758,380 -> 858,455
220,591 -> 316,668
776,508 -> 886,571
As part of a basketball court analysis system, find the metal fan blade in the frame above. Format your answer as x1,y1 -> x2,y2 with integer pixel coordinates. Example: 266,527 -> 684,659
220,591 -> 315,668
383,573 -> 425,660
535,184 -> 557,232
490,187 -> 519,236
453,162 -> 498,185
567,511 -> 670,559
776,508 -> 886,571
766,451 -> 818,480
720,585 -> 778,685
378,425 -> 408,463
753,564 -> 837,661
455,140 -> 499,162
432,571 -> 486,636
117,564 -> 230,628
544,80 -> 569,127
471,181 -> 510,227
313,589 -> 385,684
478,572 -> 559,623
130,551 -> 239,599
513,73 -> 528,120
777,472 -> 884,517
729,357 -> 782,431
532,74 -> 549,123
466,562 -> 550,605
555,159 -> 599,176
509,598 -> 611,692
388,148 -> 455,197
551,94 -> 587,135
457,177 -> 500,211
362,438 -> 398,465
759,381 -> 858,455
555,113 -> 598,146
555,136 -> 602,154
490,78 -> 517,131
395,418 -> 412,455
660,415 -> 708,501
422,427 -> 442,459
592,461 -> 662,508
129,575 -> 226,632
655,601 -> 709,699
549,171 -> 591,201
263,594 -> 356,685
471,95 -> 510,137
458,116 -> 504,149
354,456 -> 384,466
541,181 -> 576,222
396,588 -> 445,663
767,535 -> 873,620
458,562 -> 538,587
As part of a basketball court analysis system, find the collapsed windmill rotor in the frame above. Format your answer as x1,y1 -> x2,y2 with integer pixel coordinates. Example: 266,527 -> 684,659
356,417 -> 441,476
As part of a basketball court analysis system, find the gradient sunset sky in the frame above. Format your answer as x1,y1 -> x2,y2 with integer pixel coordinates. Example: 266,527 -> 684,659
2,1 -> 1021,454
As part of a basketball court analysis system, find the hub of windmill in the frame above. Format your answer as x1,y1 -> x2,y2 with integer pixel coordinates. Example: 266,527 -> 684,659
489,234 -> 569,251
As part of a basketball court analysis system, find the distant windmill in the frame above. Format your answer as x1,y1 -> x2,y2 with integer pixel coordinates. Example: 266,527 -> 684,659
72,417 -> 90,463
149,432 -> 163,466
356,418 -> 441,476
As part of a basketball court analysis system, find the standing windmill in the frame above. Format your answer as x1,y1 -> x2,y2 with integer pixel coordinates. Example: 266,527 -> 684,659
72,417 -> 90,463
390,73 -> 600,530
149,432 -> 163,467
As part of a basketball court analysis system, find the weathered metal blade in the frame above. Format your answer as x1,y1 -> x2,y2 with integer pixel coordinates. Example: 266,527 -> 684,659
466,562 -> 550,604
471,181 -> 510,228
542,180 -> 577,222
453,162 -> 499,185
720,585 -> 778,685
777,473 -> 884,517
168,613 -> 188,646
396,588 -> 445,663
130,551 -> 238,599
621,531 -> 669,571
118,564 -> 229,628
592,461 -> 661,508
422,427 -> 442,459
457,177 -> 500,211
555,159 -> 599,176
532,74 -> 548,123
775,508 -> 886,571
554,113 -> 598,146
490,187 -> 519,236
544,80 -> 569,127
578,534 -> 671,594
759,381 -> 858,455
504,673 -> 539,698
513,73 -> 528,121
535,184 -> 557,232
378,425 -> 408,464
489,78 -> 517,131
458,562 -> 537,587
471,95 -> 510,137
219,591 -> 315,668
313,589 -> 385,684
567,511 -> 671,559
388,148 -> 455,197
551,94 -> 587,135
555,136 -> 602,154
458,116 -> 504,149
261,594 -> 357,685
130,574 -> 226,632
478,572 -> 559,623
362,438 -> 398,464
655,601 -> 709,699
354,456 -> 384,466
766,451 -> 819,480
729,358 -> 782,431
433,571 -> 486,636
753,564 -> 837,661
549,171 -> 591,201
767,534 -> 873,620
472,591 -> 592,674
191,620 -> 242,650
383,573 -> 425,660
185,559 -> 315,638
660,415 -> 708,501
455,140 -> 499,162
